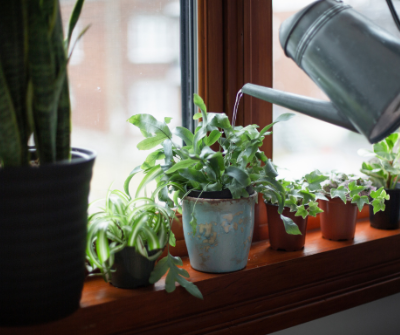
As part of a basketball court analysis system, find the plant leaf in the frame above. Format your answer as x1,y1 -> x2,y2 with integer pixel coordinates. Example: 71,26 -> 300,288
165,158 -> 197,174
225,166 -> 251,187
280,215 -> 302,235
351,195 -> 370,212
330,186 -> 347,204
204,129 -> 221,146
174,126 -> 194,146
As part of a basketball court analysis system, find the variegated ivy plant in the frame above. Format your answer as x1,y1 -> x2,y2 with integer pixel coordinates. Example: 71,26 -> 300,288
125,94 -> 294,235
86,183 -> 203,299
321,172 -> 389,214
359,132 -> 400,189
262,169 -> 328,235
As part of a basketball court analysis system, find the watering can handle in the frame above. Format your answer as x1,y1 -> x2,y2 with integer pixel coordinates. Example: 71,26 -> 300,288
386,0 -> 400,31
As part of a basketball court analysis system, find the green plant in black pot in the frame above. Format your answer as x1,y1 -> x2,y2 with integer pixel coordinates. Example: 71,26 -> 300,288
319,172 -> 389,240
126,94 -> 294,273
86,184 -> 202,299
263,170 -> 327,251
359,133 -> 400,229
0,1 -> 96,326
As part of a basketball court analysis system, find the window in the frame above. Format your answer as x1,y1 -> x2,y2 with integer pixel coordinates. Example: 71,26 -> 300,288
60,0 -> 182,202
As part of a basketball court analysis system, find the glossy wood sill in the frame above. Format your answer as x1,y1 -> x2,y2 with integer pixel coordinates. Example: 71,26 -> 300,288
3,220 -> 400,335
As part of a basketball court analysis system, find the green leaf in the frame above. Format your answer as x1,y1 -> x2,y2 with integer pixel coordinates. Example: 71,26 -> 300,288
128,114 -> 172,139
149,257 -> 169,283
179,167 -> 208,184
308,201 -> 324,217
274,113 -> 295,123
193,113 -> 202,120
174,126 -> 194,146
348,181 -> 365,198
137,132 -> 168,150
193,93 -> 207,113
264,159 -> 278,178
304,170 -> 329,191
164,117 -> 172,124
298,189 -> 316,204
373,141 -> 392,160
175,275 -> 203,300
351,195 -> 370,212
225,166 -> 251,187
209,113 -> 232,130
165,158 -> 197,174
204,129 -> 222,146
66,0 -> 85,51
372,198 -> 386,214
123,165 -> 142,198
295,205 -> 308,219
330,186 -> 347,204
385,132 -> 399,151
141,149 -> 165,170
371,187 -> 390,200
280,215 -> 302,235
135,165 -> 163,198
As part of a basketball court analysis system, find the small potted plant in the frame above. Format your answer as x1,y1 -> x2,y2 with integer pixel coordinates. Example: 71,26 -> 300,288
263,170 -> 327,251
0,0 -> 96,326
127,94 -> 294,273
319,172 -> 388,241
86,185 -> 202,299
359,132 -> 400,229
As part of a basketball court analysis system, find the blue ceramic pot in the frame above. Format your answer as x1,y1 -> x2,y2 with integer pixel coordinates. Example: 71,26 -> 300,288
182,192 -> 257,273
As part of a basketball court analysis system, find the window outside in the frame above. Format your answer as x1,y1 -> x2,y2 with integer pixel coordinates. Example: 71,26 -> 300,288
272,0 -> 400,179
60,0 -> 182,202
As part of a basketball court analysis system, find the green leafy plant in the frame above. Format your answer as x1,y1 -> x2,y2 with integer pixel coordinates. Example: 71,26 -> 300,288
262,169 -> 328,235
125,94 -> 294,236
359,132 -> 400,189
126,93 -> 293,205
86,183 -> 203,299
0,0 -> 88,167
321,172 -> 389,213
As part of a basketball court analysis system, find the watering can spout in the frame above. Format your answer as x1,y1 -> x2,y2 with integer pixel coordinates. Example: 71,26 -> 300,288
241,83 -> 358,133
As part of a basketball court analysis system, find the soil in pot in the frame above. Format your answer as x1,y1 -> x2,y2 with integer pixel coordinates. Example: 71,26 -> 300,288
111,247 -> 158,289
182,190 -> 257,273
369,188 -> 400,230
318,198 -> 358,241
265,203 -> 308,251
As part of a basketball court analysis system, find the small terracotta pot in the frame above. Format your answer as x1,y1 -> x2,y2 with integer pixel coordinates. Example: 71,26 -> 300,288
265,203 -> 308,251
318,198 -> 358,241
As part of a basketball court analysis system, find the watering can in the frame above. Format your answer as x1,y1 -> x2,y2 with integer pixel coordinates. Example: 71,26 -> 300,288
242,0 -> 400,143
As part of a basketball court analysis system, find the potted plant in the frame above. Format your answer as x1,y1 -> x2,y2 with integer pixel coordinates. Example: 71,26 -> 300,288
319,172 -> 388,241
359,132 -> 400,229
263,170 -> 327,251
127,94 -> 294,273
0,0 -> 97,326
86,184 -> 203,298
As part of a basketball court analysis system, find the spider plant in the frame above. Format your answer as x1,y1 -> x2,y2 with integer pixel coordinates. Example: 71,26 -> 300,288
86,182 -> 203,299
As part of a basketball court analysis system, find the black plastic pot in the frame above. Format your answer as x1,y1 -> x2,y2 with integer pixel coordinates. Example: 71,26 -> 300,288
0,148 -> 95,326
369,188 -> 400,230
110,247 -> 158,289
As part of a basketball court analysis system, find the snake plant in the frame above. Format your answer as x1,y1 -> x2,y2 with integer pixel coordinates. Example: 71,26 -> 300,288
0,0 -> 87,167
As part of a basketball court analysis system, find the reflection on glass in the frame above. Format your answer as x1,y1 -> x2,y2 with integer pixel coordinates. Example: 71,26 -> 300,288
60,0 -> 182,202
272,0 -> 400,179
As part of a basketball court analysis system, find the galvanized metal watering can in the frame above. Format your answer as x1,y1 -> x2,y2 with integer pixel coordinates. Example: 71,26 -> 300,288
242,0 -> 400,143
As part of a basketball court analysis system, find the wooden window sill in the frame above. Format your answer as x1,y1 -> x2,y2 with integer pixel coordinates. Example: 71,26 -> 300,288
2,220 -> 400,334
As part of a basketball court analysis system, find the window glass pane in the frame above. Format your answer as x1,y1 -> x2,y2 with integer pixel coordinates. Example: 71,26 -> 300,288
272,0 -> 400,179
60,0 -> 182,201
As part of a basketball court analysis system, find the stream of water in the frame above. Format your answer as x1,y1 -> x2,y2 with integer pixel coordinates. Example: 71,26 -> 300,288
231,90 -> 243,127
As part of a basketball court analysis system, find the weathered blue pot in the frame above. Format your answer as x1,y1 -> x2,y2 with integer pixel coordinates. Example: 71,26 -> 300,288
182,192 -> 257,273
